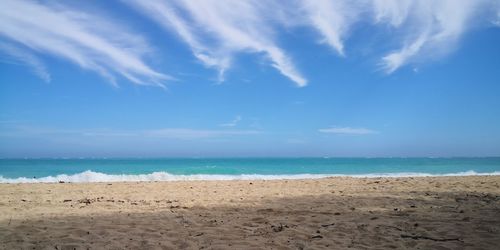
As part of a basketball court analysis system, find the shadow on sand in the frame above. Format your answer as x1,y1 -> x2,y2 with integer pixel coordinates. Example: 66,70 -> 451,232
1,190 -> 499,249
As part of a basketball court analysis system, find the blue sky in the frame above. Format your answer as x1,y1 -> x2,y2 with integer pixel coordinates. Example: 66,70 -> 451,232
1,0 -> 500,157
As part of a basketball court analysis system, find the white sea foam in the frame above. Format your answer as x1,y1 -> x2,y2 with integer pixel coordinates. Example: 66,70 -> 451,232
0,170 -> 499,183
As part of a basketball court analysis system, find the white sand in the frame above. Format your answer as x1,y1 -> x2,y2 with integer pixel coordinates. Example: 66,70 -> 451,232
1,176 -> 499,249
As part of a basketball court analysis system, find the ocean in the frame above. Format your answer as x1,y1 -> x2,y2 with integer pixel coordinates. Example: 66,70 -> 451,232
1,157 -> 499,183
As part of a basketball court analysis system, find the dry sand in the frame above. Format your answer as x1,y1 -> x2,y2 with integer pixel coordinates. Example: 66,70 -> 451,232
1,176 -> 500,249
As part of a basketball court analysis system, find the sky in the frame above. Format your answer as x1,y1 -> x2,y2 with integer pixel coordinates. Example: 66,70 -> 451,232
1,0 -> 500,158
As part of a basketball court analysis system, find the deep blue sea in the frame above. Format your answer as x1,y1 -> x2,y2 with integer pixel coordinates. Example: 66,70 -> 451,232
1,157 -> 499,183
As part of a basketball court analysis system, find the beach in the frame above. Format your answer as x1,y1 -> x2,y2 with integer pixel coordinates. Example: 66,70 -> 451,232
1,176 -> 499,249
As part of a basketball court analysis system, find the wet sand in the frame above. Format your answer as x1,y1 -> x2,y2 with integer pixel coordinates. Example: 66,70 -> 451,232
1,176 -> 500,249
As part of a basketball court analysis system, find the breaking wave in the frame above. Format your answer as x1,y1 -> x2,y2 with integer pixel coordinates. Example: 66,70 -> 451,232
1,170 -> 499,183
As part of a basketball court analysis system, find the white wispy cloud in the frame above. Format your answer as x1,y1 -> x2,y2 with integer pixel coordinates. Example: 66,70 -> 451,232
128,0 -> 498,82
493,9 -> 500,26
0,0 -> 169,87
300,0 -> 498,73
373,0 -> 412,28
219,115 -> 242,127
0,42 -> 50,82
123,0 -> 230,82
301,0 -> 361,56
319,126 -> 378,135
127,0 -> 307,87
286,138 -> 307,144
376,0 -> 487,73
143,128 -> 261,140
2,0 -> 498,86
0,124 -> 261,140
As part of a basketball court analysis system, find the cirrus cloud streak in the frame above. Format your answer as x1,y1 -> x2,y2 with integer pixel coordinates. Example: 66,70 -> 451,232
319,126 -> 378,135
0,0 -> 170,87
1,0 -> 499,86
126,0 -> 308,87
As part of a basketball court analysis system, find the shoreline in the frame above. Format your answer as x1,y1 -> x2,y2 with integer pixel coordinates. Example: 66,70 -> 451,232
1,176 -> 500,249
1,170 -> 500,183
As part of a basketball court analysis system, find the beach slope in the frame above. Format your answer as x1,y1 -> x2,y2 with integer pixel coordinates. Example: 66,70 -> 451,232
1,176 -> 500,249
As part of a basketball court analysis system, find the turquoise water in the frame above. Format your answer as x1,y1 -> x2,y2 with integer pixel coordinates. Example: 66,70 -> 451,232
1,157 -> 499,183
